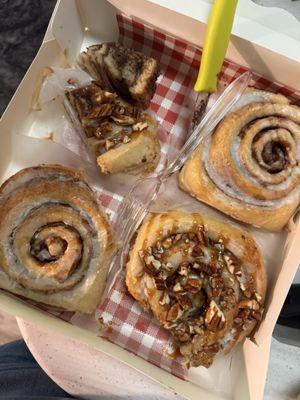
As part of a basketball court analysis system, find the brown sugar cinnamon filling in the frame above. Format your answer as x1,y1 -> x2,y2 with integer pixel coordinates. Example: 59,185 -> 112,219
29,222 -> 83,282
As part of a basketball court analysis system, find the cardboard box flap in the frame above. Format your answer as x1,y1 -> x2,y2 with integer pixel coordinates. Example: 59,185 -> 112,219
47,0 -> 300,90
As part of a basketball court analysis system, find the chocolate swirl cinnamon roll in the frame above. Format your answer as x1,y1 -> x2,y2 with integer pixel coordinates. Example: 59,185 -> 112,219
126,211 -> 266,368
179,89 -> 300,231
0,165 -> 116,313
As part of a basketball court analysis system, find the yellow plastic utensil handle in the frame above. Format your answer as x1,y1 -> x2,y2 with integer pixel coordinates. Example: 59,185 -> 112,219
194,0 -> 238,93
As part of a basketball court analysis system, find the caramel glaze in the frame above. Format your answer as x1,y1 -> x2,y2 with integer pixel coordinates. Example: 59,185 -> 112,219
137,214 -> 263,368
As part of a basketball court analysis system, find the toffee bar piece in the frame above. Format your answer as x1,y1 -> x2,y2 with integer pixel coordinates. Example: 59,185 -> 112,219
66,82 -> 160,175
0,165 -> 117,313
77,43 -> 160,109
179,88 -> 300,231
126,210 -> 266,368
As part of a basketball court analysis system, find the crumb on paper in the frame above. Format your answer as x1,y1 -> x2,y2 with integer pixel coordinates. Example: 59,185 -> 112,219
163,342 -> 178,360
45,132 -> 54,141
64,48 -> 69,59
67,78 -> 78,86
97,317 -> 112,333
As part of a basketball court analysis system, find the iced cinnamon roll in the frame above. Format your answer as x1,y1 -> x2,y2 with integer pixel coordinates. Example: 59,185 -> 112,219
179,89 -> 300,231
126,210 -> 266,368
0,165 -> 117,313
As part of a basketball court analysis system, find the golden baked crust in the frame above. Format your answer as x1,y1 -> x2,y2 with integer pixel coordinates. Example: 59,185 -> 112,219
126,210 -> 266,368
179,89 -> 300,231
97,129 -> 160,175
0,165 -> 117,313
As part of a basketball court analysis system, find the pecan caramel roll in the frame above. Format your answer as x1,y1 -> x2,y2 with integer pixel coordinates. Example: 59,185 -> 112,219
126,211 -> 266,368
65,81 -> 160,175
0,165 -> 116,313
179,89 -> 300,231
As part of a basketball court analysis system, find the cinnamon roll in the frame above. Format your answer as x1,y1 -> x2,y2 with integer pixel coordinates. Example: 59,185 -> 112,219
66,82 -> 160,175
0,165 -> 117,313
126,210 -> 266,368
179,89 -> 300,231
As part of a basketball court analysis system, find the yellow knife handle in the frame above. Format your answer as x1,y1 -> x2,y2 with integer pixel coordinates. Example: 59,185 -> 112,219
194,0 -> 238,93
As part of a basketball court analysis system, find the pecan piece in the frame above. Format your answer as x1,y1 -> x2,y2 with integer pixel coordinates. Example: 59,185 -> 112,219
178,264 -> 188,276
166,303 -> 183,322
154,277 -> 165,290
140,253 -> 162,276
186,277 -> 202,293
191,245 -> 203,257
132,121 -> 148,131
105,139 -> 116,151
159,291 -> 170,306
87,103 -> 114,118
255,292 -> 263,304
176,293 -> 192,310
173,322 -> 190,341
99,121 -> 113,134
122,135 -> 131,144
196,226 -> 208,246
162,237 -> 173,249
173,282 -> 184,293
238,299 -> 260,311
210,275 -> 224,297
251,309 -> 263,321
174,233 -> 182,243
204,300 -> 226,331
111,115 -> 136,125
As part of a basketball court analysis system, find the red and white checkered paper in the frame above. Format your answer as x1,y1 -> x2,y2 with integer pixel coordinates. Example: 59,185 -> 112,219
19,11 -> 300,379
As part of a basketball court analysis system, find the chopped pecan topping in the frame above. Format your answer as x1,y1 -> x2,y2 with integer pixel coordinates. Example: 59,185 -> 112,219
137,225 -> 262,368
66,82 -> 149,153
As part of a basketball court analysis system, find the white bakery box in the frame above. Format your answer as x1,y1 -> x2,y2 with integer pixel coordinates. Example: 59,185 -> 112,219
0,1 -> 300,400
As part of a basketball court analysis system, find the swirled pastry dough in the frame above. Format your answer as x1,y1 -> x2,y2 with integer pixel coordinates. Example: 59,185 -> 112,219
179,89 -> 300,231
0,165 -> 117,313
